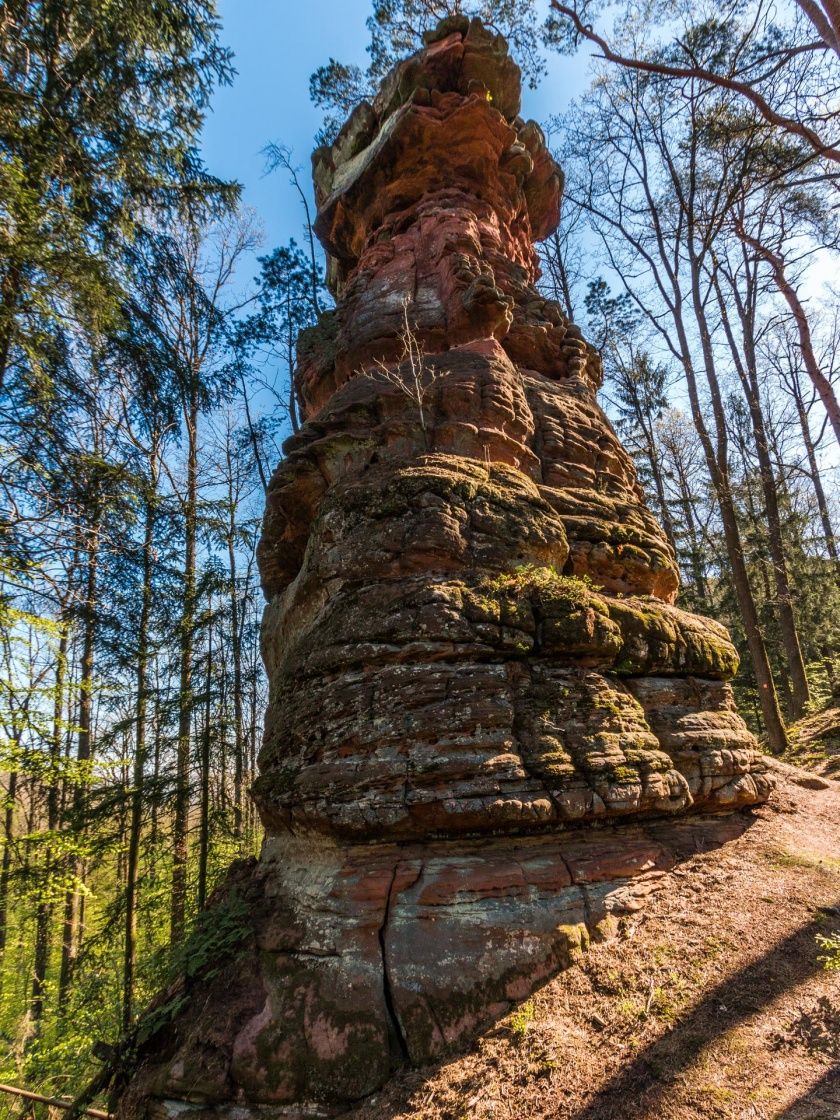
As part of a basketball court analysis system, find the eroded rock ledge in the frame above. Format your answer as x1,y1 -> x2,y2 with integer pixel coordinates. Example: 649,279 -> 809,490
116,17 -> 772,1120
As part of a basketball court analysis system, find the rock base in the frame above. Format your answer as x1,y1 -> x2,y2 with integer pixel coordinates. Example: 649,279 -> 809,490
122,812 -> 755,1119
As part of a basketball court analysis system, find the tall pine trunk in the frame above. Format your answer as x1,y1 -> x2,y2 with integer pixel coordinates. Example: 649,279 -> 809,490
197,611 -> 212,910
59,516 -> 100,1008
149,670 -> 162,882
225,438 -> 245,841
32,612 -> 69,1024
123,454 -> 157,1031
171,379 -> 199,946
0,768 -> 18,964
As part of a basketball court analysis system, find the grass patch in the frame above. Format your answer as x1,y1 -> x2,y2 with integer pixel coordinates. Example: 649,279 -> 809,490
767,845 -> 840,874
509,999 -> 536,1042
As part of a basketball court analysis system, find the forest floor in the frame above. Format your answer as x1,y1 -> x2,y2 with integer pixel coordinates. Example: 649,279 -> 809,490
348,757 -> 840,1120
785,704 -> 840,779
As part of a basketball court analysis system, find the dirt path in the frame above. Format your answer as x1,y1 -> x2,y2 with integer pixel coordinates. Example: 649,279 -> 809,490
349,764 -> 840,1120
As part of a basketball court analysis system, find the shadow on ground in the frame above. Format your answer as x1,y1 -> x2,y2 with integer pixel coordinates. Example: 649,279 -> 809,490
561,913 -> 835,1120
774,1065 -> 840,1119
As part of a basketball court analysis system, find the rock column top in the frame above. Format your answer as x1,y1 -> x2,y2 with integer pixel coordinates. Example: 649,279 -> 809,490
313,17 -> 560,280
296,18 -> 597,416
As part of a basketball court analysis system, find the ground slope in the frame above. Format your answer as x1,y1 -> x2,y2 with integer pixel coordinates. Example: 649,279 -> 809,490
348,764 -> 840,1120
786,705 -> 840,779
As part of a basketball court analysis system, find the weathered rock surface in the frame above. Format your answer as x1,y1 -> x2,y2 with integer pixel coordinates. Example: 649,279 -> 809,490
119,815 -> 756,1120
117,18 -> 772,1120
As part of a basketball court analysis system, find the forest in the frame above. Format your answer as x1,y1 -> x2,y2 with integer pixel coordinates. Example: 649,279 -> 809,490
0,0 -> 838,1108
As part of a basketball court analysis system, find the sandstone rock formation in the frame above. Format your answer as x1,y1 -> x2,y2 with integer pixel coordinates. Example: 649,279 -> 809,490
118,18 -> 772,1119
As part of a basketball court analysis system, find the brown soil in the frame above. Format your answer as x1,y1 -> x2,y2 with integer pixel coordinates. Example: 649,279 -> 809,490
786,706 -> 840,779
348,762 -> 840,1120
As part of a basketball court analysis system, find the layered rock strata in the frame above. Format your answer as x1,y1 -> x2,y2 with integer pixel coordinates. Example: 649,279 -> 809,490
119,18 -> 772,1119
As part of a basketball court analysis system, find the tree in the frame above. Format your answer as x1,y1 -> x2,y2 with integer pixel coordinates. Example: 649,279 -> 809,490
764,321 -> 839,562
710,234 -> 811,717
137,212 -> 258,946
561,44 -> 793,750
657,409 -> 715,608
0,0 -> 236,398
548,0 -> 840,167
737,226 -> 840,448
0,0 -> 275,1087
237,240 -> 328,435
585,279 -> 679,553
359,297 -> 446,446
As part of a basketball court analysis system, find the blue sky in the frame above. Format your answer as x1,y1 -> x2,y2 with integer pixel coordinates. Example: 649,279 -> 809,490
201,0 -> 590,264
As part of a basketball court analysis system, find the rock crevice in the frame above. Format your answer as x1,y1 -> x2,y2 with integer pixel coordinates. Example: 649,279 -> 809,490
379,863 -> 411,1064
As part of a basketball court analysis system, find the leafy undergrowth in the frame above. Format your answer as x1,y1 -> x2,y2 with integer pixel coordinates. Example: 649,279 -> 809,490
350,766 -> 840,1120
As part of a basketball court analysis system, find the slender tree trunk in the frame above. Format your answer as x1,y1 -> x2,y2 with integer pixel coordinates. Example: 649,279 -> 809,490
171,377 -> 199,946
248,644 -> 259,844
544,229 -> 576,320
59,517 -> 100,1007
646,445 -> 678,557
123,457 -> 157,1031
225,444 -> 245,841
683,247 -> 788,752
197,612 -> 212,910
706,441 -> 787,750
32,614 -> 69,1024
149,674 -> 162,884
219,676 -> 228,813
714,271 -> 810,718
239,378 -> 269,492
790,368 -> 838,561
628,388 -> 679,555
285,287 -> 300,433
671,456 -> 710,605
0,767 -> 19,961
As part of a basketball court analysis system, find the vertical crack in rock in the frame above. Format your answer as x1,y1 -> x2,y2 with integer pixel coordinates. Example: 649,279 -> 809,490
379,862 -> 410,1064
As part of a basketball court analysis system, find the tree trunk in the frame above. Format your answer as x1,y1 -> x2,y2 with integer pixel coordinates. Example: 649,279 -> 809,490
123,455 -> 157,1032
714,271 -> 810,718
0,768 -> 18,961
59,518 -> 100,1008
790,367 -> 838,561
32,613 -> 69,1024
149,672 -> 162,884
197,611 -> 212,910
171,379 -> 199,946
626,382 -> 679,556
248,640 -> 259,844
683,246 -> 788,752
225,442 -> 245,841
738,228 -> 840,449
671,454 -> 711,605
